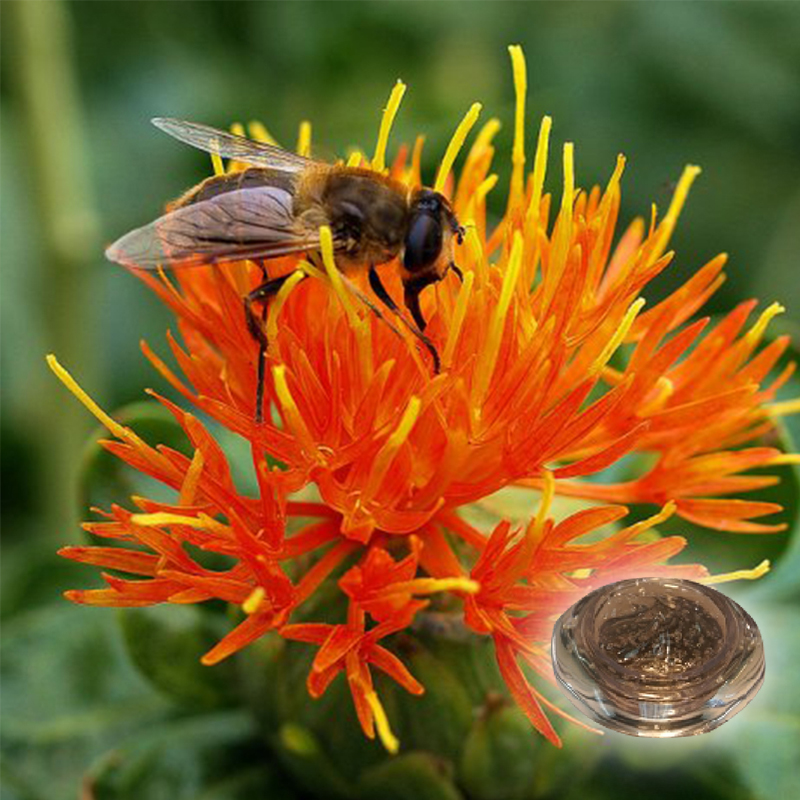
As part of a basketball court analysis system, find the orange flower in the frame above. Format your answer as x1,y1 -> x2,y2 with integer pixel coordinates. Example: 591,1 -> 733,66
50,46 -> 796,750
282,604 -> 426,755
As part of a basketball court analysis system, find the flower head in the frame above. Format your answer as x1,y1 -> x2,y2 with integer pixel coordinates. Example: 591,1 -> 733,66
51,46 -> 796,750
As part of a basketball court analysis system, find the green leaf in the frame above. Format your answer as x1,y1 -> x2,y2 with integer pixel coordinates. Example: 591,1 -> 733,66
0,604 -> 171,800
527,725 -> 603,799
458,701 -> 542,800
273,723 -> 355,800
86,711 -> 290,800
357,752 -> 463,800
118,604 -> 239,710
1,535 -> 86,621
557,752 -> 751,800
381,641 -> 473,765
0,603 -> 297,800
721,601 -> 800,800
423,634 -> 505,708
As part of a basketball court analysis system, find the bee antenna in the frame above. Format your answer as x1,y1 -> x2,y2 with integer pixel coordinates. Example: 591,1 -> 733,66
461,221 -> 478,233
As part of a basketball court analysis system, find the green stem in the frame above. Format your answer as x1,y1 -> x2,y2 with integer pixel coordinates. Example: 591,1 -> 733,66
6,0 -> 100,537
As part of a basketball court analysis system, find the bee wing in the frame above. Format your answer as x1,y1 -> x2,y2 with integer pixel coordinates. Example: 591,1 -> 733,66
152,118 -> 314,173
106,186 -> 324,270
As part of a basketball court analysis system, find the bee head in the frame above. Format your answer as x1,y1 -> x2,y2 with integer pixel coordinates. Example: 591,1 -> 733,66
403,189 -> 464,282
401,189 -> 464,336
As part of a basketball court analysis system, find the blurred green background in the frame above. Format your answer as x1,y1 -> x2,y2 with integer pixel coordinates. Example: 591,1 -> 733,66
2,2 -> 800,799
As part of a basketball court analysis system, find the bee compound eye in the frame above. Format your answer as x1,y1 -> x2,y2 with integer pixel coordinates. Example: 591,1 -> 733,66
403,213 -> 443,273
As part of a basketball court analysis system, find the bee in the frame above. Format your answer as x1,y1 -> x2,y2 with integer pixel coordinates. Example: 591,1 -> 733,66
106,118 -> 465,422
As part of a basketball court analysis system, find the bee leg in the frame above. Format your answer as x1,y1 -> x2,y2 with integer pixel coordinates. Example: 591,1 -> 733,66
256,259 -> 270,331
244,273 -> 306,423
243,294 -> 270,425
402,275 -> 437,333
368,266 -> 441,374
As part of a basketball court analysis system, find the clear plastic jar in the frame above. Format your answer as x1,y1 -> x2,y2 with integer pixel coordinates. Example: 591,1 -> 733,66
551,578 -> 765,737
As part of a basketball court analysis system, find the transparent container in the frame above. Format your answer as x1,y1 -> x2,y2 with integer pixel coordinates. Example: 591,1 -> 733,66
551,577 -> 765,737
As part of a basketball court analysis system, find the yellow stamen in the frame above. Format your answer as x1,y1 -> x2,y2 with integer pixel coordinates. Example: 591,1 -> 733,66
474,174 -> 498,207
372,80 -> 406,173
702,560 -> 770,585
471,117 -> 502,156
384,396 -> 421,454
769,453 -> 800,465
472,231 -> 524,409
266,270 -> 306,342
587,155 -> 627,285
625,502 -> 677,538
295,258 -> 328,283
507,45 -> 527,210
319,225 -> 359,325
47,355 -> 139,444
179,448 -> 205,506
273,365 -> 319,460
365,691 -> 399,754
589,297 -> 646,374
443,269 -> 475,368
434,102 -> 482,194
230,122 -> 246,138
464,225 -> 489,286
465,223 -> 488,285
560,142 -> 575,226
526,469 -> 555,541
248,120 -> 278,145
600,365 -> 624,384
745,302 -> 785,348
649,165 -> 701,263
346,150 -> 364,168
210,150 -> 225,176
767,398 -> 800,417
409,134 -> 425,183
400,577 -> 480,595
639,376 -> 674,416
366,396 -> 421,498
540,142 -> 575,308
524,115 -> 552,232
296,120 -> 312,157
595,156 -> 627,237
604,154 -> 627,198
242,586 -> 266,614
131,511 -> 197,527
129,511 -> 232,539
